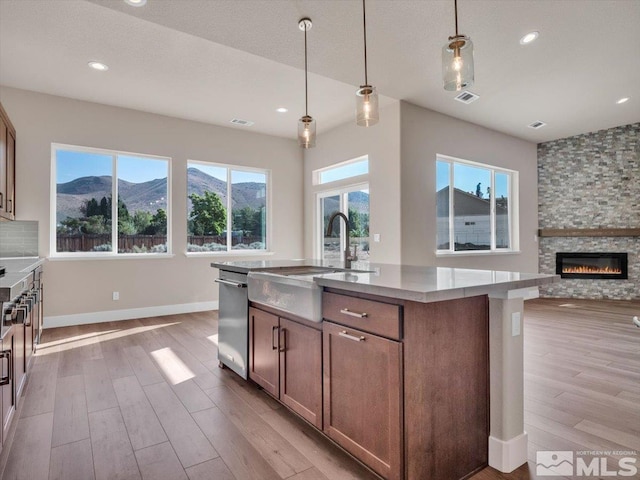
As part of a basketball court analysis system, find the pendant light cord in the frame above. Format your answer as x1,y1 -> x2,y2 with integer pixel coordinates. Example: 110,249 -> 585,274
363,0 -> 368,85
304,25 -> 308,116
454,0 -> 459,36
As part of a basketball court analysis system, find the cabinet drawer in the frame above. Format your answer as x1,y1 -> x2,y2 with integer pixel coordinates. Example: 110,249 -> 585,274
322,292 -> 401,340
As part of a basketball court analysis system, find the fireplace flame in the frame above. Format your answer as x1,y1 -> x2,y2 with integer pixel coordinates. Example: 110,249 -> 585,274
562,266 -> 622,274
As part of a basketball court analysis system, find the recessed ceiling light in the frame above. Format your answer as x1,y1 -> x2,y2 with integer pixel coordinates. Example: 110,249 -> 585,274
519,31 -> 539,45
124,0 -> 147,6
276,107 -> 288,113
88,61 -> 109,71
616,97 -> 630,104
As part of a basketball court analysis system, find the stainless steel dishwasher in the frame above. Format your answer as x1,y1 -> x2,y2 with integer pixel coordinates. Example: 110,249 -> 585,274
215,270 -> 248,379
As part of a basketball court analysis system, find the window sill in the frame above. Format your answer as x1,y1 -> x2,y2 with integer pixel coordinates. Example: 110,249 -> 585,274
185,251 -> 275,258
435,250 -> 521,257
47,253 -> 176,261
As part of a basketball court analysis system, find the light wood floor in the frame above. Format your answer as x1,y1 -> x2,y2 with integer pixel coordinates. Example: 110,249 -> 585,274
1,298 -> 639,480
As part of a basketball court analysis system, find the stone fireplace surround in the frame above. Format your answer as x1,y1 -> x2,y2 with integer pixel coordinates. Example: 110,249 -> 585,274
537,123 -> 639,300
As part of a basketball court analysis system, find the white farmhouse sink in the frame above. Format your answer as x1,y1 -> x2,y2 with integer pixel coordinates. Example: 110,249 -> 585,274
248,266 -> 372,322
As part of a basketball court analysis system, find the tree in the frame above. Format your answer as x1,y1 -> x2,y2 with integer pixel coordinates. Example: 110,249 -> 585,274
233,206 -> 261,236
150,209 -> 167,235
189,191 -> 226,235
348,207 -> 369,237
133,210 -> 153,234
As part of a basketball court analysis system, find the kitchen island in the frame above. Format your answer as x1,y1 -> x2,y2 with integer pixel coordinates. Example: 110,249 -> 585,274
211,260 -> 558,480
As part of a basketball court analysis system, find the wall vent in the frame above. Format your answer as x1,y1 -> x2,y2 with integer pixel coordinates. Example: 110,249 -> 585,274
230,118 -> 254,126
454,91 -> 480,104
528,120 -> 546,129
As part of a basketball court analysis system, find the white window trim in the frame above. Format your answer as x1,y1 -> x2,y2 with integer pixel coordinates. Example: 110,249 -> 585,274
186,159 -> 271,255
50,143 -> 172,258
436,154 -> 520,255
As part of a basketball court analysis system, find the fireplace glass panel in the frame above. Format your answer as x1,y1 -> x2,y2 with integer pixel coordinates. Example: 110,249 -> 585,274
556,253 -> 628,279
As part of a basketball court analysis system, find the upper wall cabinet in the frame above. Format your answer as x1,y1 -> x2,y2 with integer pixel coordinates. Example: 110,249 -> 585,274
0,102 -> 16,220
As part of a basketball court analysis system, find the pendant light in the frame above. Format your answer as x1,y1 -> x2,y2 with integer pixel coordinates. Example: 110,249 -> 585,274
298,18 -> 316,149
442,0 -> 474,91
356,0 -> 379,126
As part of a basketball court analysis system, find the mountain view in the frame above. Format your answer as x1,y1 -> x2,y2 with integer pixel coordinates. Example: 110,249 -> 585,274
56,167 -> 268,223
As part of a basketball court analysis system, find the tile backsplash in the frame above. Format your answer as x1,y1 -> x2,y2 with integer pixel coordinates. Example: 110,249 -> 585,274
0,220 -> 39,257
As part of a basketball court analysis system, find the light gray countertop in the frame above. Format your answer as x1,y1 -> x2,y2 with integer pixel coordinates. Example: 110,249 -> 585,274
212,260 -> 559,303
0,257 -> 44,302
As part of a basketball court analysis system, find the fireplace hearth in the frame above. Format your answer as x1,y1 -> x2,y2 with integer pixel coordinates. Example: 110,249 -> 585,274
556,252 -> 628,280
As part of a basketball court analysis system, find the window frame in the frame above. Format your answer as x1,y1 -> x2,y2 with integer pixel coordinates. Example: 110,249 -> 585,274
186,159 -> 271,255
312,155 -> 370,262
50,143 -> 172,258
312,155 -> 369,186
436,154 -> 519,256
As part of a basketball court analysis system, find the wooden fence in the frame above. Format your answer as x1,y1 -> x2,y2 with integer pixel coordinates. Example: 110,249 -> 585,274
57,234 -> 264,252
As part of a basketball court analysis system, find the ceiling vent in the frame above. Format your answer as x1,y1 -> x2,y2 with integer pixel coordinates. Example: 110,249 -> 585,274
230,118 -> 254,127
454,91 -> 479,104
528,121 -> 547,129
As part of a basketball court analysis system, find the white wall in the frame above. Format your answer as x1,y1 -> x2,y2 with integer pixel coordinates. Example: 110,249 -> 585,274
400,101 -> 539,272
303,102 -> 402,264
0,87 -> 304,319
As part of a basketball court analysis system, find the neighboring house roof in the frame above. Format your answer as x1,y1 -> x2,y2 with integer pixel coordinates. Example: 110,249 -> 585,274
436,187 -> 508,217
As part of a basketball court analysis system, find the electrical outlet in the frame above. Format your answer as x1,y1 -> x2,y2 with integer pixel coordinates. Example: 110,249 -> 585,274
374,233 -> 381,242
511,312 -> 521,336
112,291 -> 120,301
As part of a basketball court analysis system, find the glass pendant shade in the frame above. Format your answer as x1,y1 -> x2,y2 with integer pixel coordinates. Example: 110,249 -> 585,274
356,85 -> 379,127
298,115 -> 316,148
442,35 -> 474,91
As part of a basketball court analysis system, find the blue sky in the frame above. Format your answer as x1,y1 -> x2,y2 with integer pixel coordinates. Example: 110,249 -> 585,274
56,150 -> 168,184
320,159 -> 368,184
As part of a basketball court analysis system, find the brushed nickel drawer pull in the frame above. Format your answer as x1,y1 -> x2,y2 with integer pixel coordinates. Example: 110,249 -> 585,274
339,331 -> 365,342
339,308 -> 368,318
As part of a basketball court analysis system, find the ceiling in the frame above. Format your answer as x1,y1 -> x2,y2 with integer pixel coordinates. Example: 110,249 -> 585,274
1,0 -> 638,143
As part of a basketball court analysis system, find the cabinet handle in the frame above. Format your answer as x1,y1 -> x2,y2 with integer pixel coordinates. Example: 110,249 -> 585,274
339,330 -> 365,342
272,325 -> 279,350
339,308 -> 368,318
0,350 -> 11,386
279,328 -> 286,352
0,192 -> 3,209
7,199 -> 12,214
215,278 -> 247,288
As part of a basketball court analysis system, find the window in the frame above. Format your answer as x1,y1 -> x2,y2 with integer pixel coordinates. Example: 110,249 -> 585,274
52,144 -> 170,256
314,156 -> 368,185
314,157 -> 370,263
436,155 -> 517,253
187,161 -> 268,253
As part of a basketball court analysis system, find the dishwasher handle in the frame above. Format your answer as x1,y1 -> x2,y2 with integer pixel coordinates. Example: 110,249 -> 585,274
215,278 -> 248,288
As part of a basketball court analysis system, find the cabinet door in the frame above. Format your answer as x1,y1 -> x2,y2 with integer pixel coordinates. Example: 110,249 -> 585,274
1,329 -> 16,449
13,321 -> 25,404
0,116 -> 6,215
248,307 -> 279,397
6,131 -> 15,218
323,321 -> 403,480
279,318 -> 322,429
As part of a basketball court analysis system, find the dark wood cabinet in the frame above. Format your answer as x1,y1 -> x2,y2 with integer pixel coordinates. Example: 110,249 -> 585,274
13,317 -> 25,405
249,306 -> 323,429
279,317 -> 322,429
1,326 -> 16,454
323,320 -> 403,480
0,102 -> 16,221
249,307 -> 279,397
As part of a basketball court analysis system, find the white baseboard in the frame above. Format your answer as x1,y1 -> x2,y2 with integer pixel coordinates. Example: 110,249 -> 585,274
488,432 -> 528,473
43,301 -> 219,329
